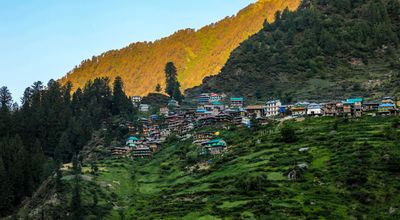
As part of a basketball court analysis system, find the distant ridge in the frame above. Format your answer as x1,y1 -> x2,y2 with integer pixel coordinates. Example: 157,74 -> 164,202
60,0 -> 301,96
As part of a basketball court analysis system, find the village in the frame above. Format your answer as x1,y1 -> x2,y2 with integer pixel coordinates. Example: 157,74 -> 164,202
111,93 -> 400,159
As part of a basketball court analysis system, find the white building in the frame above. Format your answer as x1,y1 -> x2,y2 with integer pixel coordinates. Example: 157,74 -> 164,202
265,100 -> 282,117
307,103 -> 322,116
139,104 -> 150,112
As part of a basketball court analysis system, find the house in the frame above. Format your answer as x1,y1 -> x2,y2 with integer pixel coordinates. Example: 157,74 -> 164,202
323,102 -> 339,116
199,139 -> 227,156
111,147 -> 132,157
241,117 -> 251,128
378,103 -> 397,115
363,102 -> 380,112
382,97 -> 395,104
160,107 -> 169,116
139,104 -> 150,112
307,103 -> 322,116
209,93 -> 222,103
246,105 -> 266,118
265,100 -> 282,117
335,102 -> 344,116
132,96 -> 142,104
290,103 -> 308,116
148,142 -> 161,152
193,132 -> 214,145
198,93 -> 211,105
131,146 -> 152,159
168,99 -> 179,107
343,98 -> 363,117
279,105 -> 288,116
126,136 -> 140,145
230,97 -> 244,108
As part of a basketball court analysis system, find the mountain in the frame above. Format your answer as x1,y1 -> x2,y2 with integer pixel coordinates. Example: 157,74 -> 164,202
15,117 -> 400,219
187,0 -> 400,102
60,0 -> 302,96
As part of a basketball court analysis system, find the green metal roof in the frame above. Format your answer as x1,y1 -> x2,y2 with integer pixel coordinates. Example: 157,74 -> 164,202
230,97 -> 244,101
128,136 -> 139,141
346,98 -> 363,104
203,139 -> 227,147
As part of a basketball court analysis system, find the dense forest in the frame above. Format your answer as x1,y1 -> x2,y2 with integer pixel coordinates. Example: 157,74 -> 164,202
188,0 -> 400,102
0,77 -> 133,216
59,0 -> 301,97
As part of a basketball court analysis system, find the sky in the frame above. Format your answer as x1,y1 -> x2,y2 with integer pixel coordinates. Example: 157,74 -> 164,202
0,0 -> 255,101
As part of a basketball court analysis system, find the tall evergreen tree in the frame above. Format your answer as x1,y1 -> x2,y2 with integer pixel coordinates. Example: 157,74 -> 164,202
0,157 -> 13,214
112,76 -> 132,115
55,132 -> 72,163
164,62 -> 184,102
0,86 -> 12,110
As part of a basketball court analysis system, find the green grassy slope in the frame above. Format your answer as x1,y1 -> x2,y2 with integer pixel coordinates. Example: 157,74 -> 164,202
54,116 -> 400,219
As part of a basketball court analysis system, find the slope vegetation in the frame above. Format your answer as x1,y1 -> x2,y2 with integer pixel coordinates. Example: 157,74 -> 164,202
19,116 -> 400,219
60,0 -> 301,96
188,0 -> 400,102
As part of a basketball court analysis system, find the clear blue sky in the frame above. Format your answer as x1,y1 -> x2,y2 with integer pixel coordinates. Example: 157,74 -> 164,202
0,0 -> 255,101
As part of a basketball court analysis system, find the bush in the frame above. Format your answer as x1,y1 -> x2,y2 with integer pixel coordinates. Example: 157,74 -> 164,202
280,125 -> 297,143
235,174 -> 269,193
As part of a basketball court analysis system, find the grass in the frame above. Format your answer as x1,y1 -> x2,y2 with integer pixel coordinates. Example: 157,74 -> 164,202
59,116 -> 400,219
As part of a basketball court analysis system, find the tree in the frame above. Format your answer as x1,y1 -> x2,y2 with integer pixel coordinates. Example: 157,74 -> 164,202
155,84 -> 162,93
55,132 -> 72,163
164,62 -> 184,102
71,174 -> 82,219
0,157 -> 13,214
281,124 -> 297,143
0,86 -> 13,110
112,76 -> 131,115
250,113 -> 260,131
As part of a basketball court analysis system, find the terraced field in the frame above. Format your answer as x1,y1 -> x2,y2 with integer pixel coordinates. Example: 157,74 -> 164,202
61,116 -> 400,219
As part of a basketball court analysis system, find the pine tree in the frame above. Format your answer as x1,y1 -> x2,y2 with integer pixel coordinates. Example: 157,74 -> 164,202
0,157 -> 13,214
112,76 -> 132,115
55,132 -> 72,163
71,174 -> 82,219
164,62 -> 184,102
155,84 -> 162,93
0,86 -> 13,110
165,62 -> 178,98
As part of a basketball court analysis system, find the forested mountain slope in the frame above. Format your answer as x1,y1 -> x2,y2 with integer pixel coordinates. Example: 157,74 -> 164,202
60,0 -> 301,96
188,0 -> 400,102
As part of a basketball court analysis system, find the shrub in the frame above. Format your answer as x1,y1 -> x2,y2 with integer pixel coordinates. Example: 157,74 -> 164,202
280,125 -> 297,143
235,173 -> 269,193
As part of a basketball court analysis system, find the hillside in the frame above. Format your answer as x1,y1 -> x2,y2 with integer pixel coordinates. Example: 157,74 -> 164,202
59,0 -> 301,96
187,0 -> 400,102
16,116 -> 400,219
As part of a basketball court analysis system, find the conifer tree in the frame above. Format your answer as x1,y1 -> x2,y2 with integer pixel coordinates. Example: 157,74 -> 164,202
0,157 -> 13,214
164,62 -> 184,102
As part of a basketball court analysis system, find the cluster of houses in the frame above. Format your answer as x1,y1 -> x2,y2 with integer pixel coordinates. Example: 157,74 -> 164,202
120,93 -> 399,160
111,119 -> 168,159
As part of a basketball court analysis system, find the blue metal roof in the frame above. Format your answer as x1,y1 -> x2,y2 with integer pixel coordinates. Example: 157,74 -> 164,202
379,103 -> 395,107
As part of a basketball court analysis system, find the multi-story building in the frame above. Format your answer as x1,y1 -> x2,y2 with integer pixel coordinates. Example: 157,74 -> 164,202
230,97 -> 244,108
307,103 -> 322,116
265,100 -> 282,117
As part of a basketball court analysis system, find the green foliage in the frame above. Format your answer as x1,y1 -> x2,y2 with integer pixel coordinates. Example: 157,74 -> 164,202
0,76 -> 134,216
27,116 -> 400,219
165,62 -> 184,103
155,83 -> 162,93
280,124 -> 297,143
189,0 -> 400,101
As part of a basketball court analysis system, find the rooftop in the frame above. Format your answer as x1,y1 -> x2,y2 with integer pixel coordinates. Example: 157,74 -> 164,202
230,97 -> 244,101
